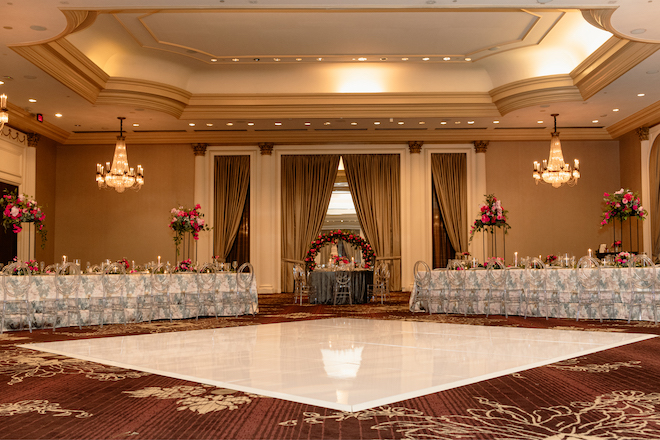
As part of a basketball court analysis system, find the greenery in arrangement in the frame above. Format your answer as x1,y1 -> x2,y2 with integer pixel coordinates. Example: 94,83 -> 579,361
614,251 -> 632,267
169,204 -> 210,255
545,254 -> 558,265
0,189 -> 47,248
600,188 -> 647,226
304,230 -> 375,270
469,194 -> 510,242
175,259 -> 194,272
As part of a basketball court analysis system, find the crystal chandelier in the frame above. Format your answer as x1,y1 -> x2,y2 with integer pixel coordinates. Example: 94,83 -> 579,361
96,117 -> 144,193
0,94 -> 8,130
533,114 -> 580,188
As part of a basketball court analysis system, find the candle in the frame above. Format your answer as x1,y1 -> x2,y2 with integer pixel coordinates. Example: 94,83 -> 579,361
588,248 -> 592,257
62,255 -> 67,264
574,158 -> 579,169
514,252 -> 518,266
157,255 -> 161,266
0,94 -> 6,109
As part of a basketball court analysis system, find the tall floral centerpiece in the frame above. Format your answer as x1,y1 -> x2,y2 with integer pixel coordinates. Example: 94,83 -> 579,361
169,204 -> 210,260
304,230 -> 375,270
0,190 -> 47,257
469,194 -> 510,262
600,188 -> 646,253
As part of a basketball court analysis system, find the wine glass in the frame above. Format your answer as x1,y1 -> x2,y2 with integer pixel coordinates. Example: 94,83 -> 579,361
232,261 -> 238,271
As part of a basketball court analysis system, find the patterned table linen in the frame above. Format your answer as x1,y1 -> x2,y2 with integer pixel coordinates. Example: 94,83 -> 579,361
2,272 -> 258,331
409,267 -> 655,321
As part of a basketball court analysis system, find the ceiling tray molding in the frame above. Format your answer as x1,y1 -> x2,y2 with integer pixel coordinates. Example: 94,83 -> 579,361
5,103 -> 70,144
607,101 -> 660,139
489,74 -> 581,115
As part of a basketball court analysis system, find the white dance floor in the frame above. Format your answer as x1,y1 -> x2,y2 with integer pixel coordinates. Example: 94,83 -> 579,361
20,318 -> 654,412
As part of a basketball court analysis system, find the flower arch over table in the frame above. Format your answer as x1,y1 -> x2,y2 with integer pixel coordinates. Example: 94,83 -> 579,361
305,230 -> 375,270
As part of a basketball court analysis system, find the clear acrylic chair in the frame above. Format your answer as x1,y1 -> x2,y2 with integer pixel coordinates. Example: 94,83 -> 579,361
197,262 -> 218,318
293,264 -> 314,304
236,262 -> 256,315
91,262 -> 127,327
446,259 -> 467,314
576,256 -> 603,322
148,263 -> 173,322
182,270 -> 201,321
333,270 -> 352,305
628,254 -> 656,323
1,262 -> 34,333
412,260 -> 432,313
524,257 -> 547,319
43,262 -> 82,330
485,258 -> 507,317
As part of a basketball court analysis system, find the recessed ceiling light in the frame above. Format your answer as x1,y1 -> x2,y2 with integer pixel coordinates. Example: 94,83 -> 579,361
647,70 -> 659,75
374,121 -> 381,125
380,57 -> 387,61
210,58 -> 217,62
55,113 -> 62,117
253,58 -> 260,61
226,122 -> 233,126
440,121 -> 447,125
454,121 -> 461,124
358,57 -> 367,61
232,58 -> 239,62
350,122 -> 358,125
398,121 -> 404,125
537,120 -> 544,123
493,120 -> 500,124
443,57 -> 451,61
275,122 -> 282,126
324,121 -> 331,125
132,123 -> 139,127
207,123 -> 214,126
296,58 -> 302,61
189,123 -> 195,126
631,28 -> 647,34
28,98 -> 36,102
467,120 -> 475,124
613,108 -> 620,112
304,122 -> 311,126
418,121 -> 425,125
30,25 -> 47,31
465,57 -> 472,61
248,122 -> 255,126
317,57 -> 323,61
422,57 -> 430,61
0,80 -> 3,85
638,93 -> 646,97
273,58 -> 281,61
401,57 -> 409,61
592,120 -> 599,123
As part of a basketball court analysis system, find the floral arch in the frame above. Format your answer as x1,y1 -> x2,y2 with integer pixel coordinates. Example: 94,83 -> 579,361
305,230 -> 375,270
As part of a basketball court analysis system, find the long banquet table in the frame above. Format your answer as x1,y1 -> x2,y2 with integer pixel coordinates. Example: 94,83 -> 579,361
2,272 -> 258,332
308,269 -> 374,304
409,266 -> 656,321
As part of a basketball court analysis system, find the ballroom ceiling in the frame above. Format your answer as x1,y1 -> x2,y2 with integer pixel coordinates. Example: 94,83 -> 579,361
1,0 -> 660,144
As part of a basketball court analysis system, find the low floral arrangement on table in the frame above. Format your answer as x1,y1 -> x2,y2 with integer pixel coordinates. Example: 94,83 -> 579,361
611,240 -> 622,251
332,255 -> 350,265
174,259 -> 194,273
457,251 -> 470,260
545,254 -> 558,265
469,194 -> 510,242
5,257 -> 40,275
304,230 -> 375,271
485,256 -> 505,268
600,189 -> 647,226
169,204 -> 211,256
117,258 -> 130,271
614,251 -> 632,267
0,190 -> 47,248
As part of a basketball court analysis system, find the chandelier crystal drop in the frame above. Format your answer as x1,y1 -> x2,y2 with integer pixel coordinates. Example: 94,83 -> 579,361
533,114 -> 580,188
0,94 -> 8,131
96,117 -> 144,193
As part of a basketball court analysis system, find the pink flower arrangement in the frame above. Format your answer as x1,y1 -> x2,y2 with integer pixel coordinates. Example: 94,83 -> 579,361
615,251 -> 632,266
0,190 -> 47,248
175,259 -> 194,272
169,204 -> 211,255
469,194 -> 510,242
545,254 -> 558,264
9,257 -> 40,274
600,189 -> 646,226
304,230 -> 375,271
332,255 -> 350,265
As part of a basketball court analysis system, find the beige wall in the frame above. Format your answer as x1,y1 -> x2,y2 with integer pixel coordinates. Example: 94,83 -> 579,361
485,139 -> 620,262
35,137 -> 57,264
53,142 -> 194,265
618,130 -> 642,193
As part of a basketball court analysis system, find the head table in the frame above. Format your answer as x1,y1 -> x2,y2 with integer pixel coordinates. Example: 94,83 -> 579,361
410,266 -> 657,322
1,272 -> 258,332
308,269 -> 374,304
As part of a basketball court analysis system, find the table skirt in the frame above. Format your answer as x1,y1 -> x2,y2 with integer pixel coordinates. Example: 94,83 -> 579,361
309,270 -> 374,304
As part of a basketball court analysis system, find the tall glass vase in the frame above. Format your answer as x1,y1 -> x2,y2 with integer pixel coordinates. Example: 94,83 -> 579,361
21,222 -> 34,262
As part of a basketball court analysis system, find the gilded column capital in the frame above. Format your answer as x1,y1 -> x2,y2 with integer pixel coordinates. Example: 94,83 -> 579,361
636,127 -> 650,141
408,141 -> 423,154
191,143 -> 208,156
473,141 -> 489,153
259,142 -> 274,155
27,133 -> 40,148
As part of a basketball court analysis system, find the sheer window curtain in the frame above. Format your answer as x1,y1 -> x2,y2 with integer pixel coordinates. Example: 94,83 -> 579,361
214,156 -> 250,262
281,155 -> 340,292
431,153 -> 468,255
343,154 -> 402,290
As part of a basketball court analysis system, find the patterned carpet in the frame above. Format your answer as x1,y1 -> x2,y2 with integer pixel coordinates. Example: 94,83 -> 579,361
2,292 -> 660,439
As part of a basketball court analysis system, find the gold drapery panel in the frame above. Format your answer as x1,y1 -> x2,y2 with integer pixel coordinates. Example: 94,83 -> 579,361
214,155 -> 250,262
431,153 -> 468,254
281,155 -> 340,292
343,154 -> 402,290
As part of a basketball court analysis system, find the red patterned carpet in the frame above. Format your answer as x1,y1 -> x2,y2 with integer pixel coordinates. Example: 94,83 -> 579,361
2,292 -> 660,439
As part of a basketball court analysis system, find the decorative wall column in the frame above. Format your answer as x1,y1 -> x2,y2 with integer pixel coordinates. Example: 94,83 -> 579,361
256,142 -> 277,292
639,127 -> 653,256
405,141 -> 425,290
472,141 -> 488,261
20,133 -> 38,261
192,143 -> 212,262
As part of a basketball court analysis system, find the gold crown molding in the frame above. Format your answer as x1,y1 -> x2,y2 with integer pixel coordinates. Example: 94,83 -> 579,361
582,8 -> 660,44
60,10 -> 100,36
489,74 -> 581,115
62,127 -> 612,146
607,100 -> 660,139
571,36 -> 660,100
105,78 -> 192,103
5,103 -> 70,144
96,78 -> 191,118
10,38 -> 108,104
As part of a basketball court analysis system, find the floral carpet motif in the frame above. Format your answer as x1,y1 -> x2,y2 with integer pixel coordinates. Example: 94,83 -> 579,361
0,291 -> 659,439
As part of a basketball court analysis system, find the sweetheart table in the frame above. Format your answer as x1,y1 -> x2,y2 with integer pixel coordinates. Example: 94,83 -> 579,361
1,272 -> 258,331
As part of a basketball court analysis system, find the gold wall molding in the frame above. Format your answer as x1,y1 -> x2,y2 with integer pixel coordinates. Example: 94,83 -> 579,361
636,127 -> 650,141
408,141 -> 423,154
259,142 -> 274,155
191,143 -> 208,156
489,74 -> 581,116
473,140 -> 489,153
571,37 -> 660,100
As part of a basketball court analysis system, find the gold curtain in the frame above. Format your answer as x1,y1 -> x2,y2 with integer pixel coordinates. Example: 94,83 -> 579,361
343,154 -> 402,290
431,153 -> 468,254
281,155 -> 340,292
213,156 -> 250,261
651,138 -> 660,257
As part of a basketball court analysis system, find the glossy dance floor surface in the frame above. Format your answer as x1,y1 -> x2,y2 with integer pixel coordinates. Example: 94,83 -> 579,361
21,318 -> 655,412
